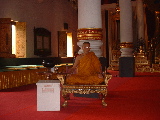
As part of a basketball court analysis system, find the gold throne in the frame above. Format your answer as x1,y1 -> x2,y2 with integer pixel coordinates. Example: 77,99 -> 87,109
57,72 -> 112,107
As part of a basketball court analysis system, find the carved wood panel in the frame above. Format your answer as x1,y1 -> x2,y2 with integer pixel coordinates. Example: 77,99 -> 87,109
58,31 -> 67,57
0,18 -> 13,58
16,22 -> 26,58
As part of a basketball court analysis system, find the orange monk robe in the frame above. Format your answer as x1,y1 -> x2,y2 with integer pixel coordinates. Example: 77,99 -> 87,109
66,52 -> 104,85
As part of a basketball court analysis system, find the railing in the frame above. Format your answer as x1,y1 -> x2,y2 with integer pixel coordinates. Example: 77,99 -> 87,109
0,68 -> 48,90
0,63 -> 73,90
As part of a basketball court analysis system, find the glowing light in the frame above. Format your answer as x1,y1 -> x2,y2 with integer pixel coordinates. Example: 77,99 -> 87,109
12,25 -> 16,54
67,33 -> 73,57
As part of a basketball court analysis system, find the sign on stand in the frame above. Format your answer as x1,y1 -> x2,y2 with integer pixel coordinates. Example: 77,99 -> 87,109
36,80 -> 60,111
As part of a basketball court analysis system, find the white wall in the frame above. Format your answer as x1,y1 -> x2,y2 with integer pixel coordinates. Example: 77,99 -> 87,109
0,0 -> 78,57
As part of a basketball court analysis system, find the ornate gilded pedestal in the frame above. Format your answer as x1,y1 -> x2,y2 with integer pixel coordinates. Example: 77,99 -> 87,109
57,73 -> 112,107
108,50 -> 121,71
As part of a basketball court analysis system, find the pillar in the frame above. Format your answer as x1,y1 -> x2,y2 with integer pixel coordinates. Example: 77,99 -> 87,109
136,0 -> 144,40
77,0 -> 103,57
119,0 -> 135,77
136,0 -> 146,54
154,11 -> 160,37
154,11 -> 160,59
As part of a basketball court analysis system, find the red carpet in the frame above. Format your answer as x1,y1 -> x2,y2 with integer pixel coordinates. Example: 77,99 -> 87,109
0,70 -> 160,120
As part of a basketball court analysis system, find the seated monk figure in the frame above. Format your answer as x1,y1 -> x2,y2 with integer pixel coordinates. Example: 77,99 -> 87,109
66,42 -> 104,85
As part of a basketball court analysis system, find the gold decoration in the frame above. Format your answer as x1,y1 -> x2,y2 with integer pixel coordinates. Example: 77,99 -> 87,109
112,3 -> 120,20
77,28 -> 103,40
0,68 -> 49,90
120,42 -> 133,48
108,50 -> 121,71
16,22 -> 26,58
57,73 -> 112,107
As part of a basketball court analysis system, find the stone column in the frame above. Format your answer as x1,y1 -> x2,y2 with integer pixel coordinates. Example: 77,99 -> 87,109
136,0 -> 144,40
77,0 -> 103,57
119,0 -> 133,57
119,0 -> 135,77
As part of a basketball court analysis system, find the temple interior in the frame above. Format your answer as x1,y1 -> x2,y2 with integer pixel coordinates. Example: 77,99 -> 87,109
0,0 -> 160,90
